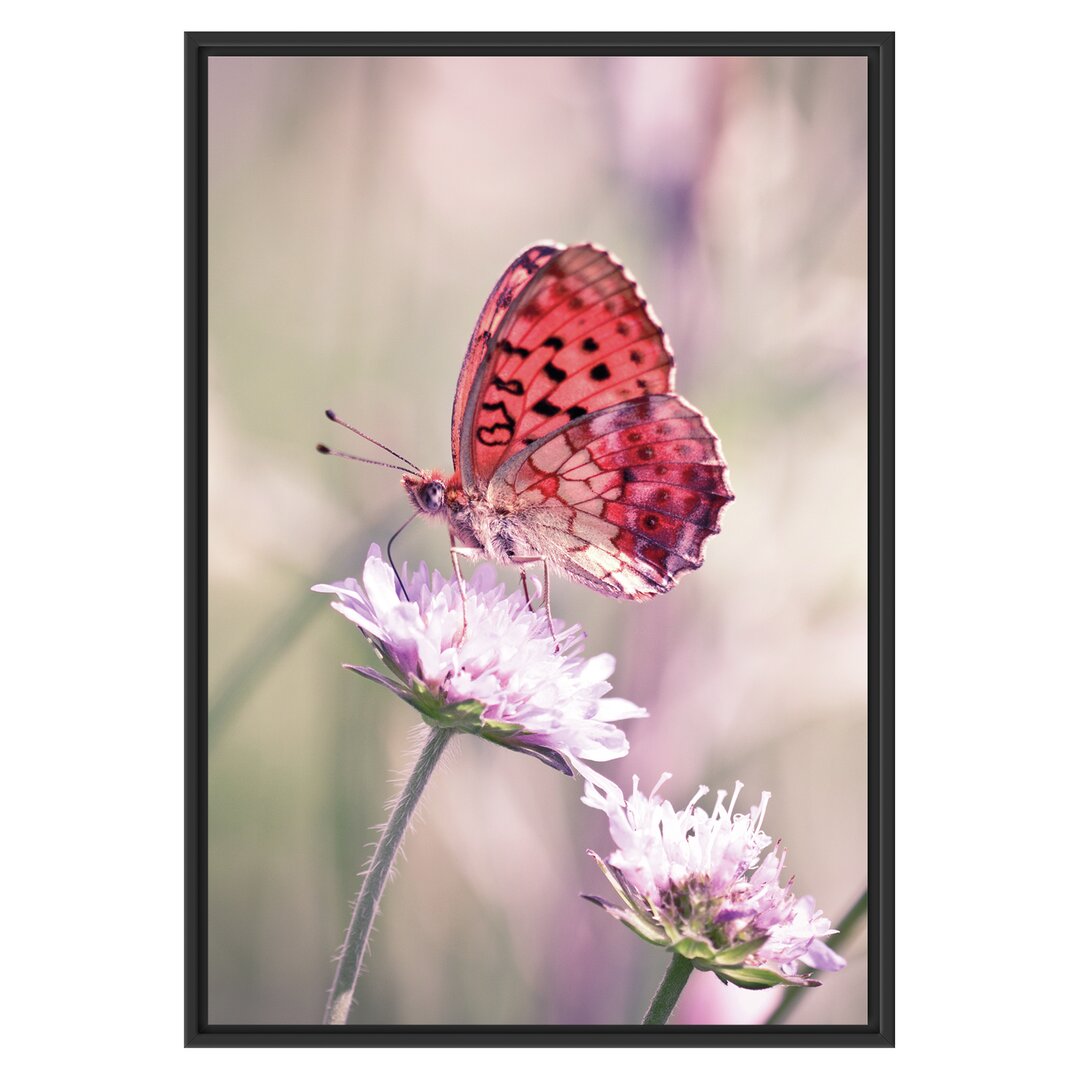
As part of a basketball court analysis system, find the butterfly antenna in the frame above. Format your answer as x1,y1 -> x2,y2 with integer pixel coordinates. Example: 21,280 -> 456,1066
325,409 -> 421,474
315,444 -> 416,472
386,511 -> 420,600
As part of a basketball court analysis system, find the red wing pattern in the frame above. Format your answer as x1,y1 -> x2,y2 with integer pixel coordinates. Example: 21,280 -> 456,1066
451,243 -> 563,477
490,396 -> 734,599
456,244 -> 675,492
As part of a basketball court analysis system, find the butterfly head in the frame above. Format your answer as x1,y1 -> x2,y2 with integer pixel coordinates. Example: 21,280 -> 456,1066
403,470 -> 453,518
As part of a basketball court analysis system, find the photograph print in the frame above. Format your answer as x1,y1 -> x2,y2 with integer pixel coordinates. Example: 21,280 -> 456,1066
189,33 -> 892,1044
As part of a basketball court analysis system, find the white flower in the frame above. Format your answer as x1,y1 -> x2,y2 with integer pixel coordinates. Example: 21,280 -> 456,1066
581,768 -> 846,988
313,546 -> 646,774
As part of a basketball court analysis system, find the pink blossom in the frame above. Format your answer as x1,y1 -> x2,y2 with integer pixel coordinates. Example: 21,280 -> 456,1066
313,546 -> 646,774
581,768 -> 845,988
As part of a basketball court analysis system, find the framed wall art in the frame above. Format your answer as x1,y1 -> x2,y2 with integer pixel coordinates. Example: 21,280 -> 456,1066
186,31 -> 894,1046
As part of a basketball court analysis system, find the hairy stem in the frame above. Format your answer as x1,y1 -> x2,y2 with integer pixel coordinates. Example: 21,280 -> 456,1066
642,952 -> 694,1025
323,726 -> 454,1024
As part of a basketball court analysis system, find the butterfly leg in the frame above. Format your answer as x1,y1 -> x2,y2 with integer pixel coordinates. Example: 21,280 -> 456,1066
507,557 -> 540,608
541,560 -> 559,652
518,569 -> 535,611
508,557 -> 559,652
450,543 -> 472,642
449,543 -> 486,643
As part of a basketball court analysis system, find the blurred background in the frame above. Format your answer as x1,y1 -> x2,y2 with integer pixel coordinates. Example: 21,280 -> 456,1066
207,54 -> 868,1026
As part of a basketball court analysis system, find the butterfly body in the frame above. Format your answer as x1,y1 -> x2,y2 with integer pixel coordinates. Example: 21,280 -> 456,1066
401,241 -> 733,601
405,468 -> 565,566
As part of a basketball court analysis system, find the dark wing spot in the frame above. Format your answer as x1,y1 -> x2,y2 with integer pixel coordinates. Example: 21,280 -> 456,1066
636,378 -> 648,389
589,363 -> 611,381
630,350 -> 643,364
638,446 -> 655,461
622,467 -> 634,482
493,376 -> 525,395
582,337 -> 600,352
477,424 -> 513,447
616,322 -> 629,336
523,437 -> 536,446
476,400 -> 517,445
497,287 -> 514,309
567,406 -> 587,420
643,514 -> 660,530
532,398 -> 560,417
542,336 -> 564,351
498,339 -> 530,359
481,401 -> 514,423
568,296 -> 584,310
543,360 -> 568,383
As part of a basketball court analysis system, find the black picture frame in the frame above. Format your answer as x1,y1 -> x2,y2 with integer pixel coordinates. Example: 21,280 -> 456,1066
186,30 -> 894,1047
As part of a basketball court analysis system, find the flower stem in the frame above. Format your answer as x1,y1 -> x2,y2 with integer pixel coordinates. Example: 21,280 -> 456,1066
765,887 -> 869,1026
642,953 -> 694,1025
323,725 -> 454,1024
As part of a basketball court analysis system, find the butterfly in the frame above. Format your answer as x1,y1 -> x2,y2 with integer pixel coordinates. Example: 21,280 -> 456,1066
324,242 -> 733,628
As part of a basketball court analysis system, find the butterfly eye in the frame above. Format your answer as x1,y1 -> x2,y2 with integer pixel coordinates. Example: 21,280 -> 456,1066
419,481 -> 445,512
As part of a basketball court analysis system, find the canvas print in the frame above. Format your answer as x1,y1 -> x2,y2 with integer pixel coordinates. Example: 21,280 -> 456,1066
203,49 -> 875,1030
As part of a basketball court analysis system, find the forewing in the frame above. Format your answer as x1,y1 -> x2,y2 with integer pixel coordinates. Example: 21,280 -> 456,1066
491,396 -> 734,599
451,242 -> 564,481
457,244 -> 675,492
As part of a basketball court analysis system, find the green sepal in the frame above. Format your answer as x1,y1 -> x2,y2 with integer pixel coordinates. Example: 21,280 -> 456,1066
438,697 -> 488,729
672,936 -> 723,967
618,912 -> 670,947
715,966 -> 821,990
587,852 -> 642,914
641,893 -> 681,943
581,894 -> 668,946
476,716 -> 524,736
709,935 -> 771,966
404,681 -> 487,730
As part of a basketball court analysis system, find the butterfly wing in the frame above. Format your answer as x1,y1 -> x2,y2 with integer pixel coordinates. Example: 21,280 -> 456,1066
454,243 -> 675,492
489,395 -> 734,599
451,242 -> 564,480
